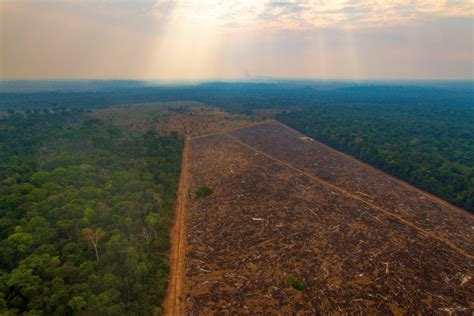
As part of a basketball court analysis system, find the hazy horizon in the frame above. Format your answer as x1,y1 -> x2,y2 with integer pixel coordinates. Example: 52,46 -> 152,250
1,0 -> 473,80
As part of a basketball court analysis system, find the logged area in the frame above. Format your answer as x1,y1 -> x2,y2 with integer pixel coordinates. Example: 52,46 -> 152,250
92,102 -> 260,137
182,121 -> 473,314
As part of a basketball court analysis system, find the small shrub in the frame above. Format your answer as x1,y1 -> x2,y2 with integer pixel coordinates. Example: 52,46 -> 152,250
195,186 -> 213,198
285,274 -> 304,291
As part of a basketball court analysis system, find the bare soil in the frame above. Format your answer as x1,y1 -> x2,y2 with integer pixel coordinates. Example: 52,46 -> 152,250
92,101 -> 260,137
182,121 -> 473,314
163,136 -> 190,316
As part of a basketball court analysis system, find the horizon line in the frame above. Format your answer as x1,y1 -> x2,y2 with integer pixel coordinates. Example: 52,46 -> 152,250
1,77 -> 473,83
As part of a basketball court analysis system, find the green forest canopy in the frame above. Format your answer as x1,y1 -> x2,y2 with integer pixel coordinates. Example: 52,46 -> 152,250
0,110 -> 183,315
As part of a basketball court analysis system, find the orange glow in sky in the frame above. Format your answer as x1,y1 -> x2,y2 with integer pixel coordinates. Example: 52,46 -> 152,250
1,0 -> 473,80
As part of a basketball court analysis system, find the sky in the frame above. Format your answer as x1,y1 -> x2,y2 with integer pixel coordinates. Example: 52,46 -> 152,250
0,0 -> 473,80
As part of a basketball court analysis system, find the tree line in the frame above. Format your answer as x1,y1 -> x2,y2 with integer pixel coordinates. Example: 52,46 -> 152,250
277,103 -> 473,213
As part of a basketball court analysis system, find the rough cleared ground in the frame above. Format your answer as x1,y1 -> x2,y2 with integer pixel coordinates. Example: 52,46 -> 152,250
183,121 -> 473,315
92,101 -> 260,137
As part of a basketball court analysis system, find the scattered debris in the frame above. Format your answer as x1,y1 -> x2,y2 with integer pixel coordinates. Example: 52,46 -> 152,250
182,122 -> 474,314
299,136 -> 314,142
460,274 -> 471,287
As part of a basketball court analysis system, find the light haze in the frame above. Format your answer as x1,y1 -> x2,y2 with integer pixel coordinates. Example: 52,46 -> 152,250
1,0 -> 473,80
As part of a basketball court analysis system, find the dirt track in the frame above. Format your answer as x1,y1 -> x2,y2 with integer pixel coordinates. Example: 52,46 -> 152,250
163,136 -> 189,316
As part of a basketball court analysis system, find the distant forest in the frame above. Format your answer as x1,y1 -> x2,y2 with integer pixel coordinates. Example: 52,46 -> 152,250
0,81 -> 472,213
1,81 -> 473,113
0,110 -> 182,314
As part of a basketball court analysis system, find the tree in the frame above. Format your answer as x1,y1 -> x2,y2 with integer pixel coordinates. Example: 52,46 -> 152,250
6,232 -> 34,254
68,296 -> 86,311
82,228 -> 105,261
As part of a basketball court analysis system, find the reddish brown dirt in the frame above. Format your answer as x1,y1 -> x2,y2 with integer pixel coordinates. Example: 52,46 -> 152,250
182,121 -> 474,314
163,137 -> 190,316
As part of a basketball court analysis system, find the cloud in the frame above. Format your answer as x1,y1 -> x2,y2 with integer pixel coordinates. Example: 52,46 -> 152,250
152,0 -> 177,20
239,0 -> 473,30
1,0 -> 472,79
143,0 -> 473,32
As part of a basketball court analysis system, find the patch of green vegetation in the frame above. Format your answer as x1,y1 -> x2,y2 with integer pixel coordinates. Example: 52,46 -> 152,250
285,274 -> 304,291
195,186 -> 214,198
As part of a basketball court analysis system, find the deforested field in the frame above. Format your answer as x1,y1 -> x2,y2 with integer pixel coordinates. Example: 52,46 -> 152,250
182,121 -> 473,314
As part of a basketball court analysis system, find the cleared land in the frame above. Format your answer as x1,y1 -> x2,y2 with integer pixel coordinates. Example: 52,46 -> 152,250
183,121 -> 473,314
92,101 -> 260,137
